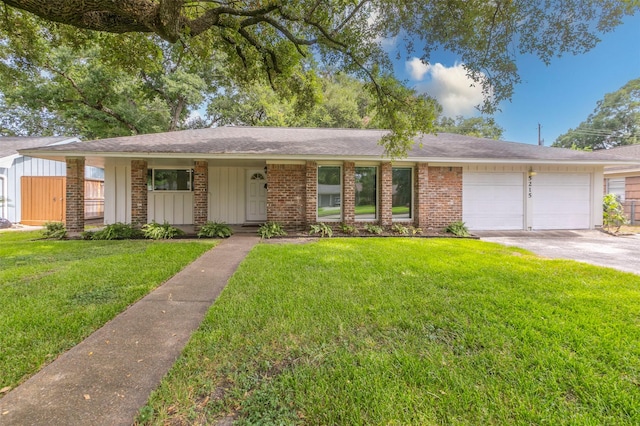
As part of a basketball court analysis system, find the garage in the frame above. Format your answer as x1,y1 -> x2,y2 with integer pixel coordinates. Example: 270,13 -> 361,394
463,172 -> 524,230
531,173 -> 591,230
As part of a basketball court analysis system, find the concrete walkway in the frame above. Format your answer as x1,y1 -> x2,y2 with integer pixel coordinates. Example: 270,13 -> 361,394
0,234 -> 259,426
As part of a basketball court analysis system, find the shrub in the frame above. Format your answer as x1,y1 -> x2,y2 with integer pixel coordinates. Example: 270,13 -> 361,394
42,222 -> 66,239
603,193 -> 627,233
409,226 -> 423,236
338,222 -> 358,235
88,222 -> 143,240
198,221 -> 233,238
258,222 -> 287,239
309,222 -> 333,237
445,221 -> 470,237
364,224 -> 383,235
391,223 -> 409,235
142,221 -> 185,240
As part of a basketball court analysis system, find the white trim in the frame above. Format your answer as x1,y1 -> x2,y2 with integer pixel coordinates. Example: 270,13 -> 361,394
0,154 -> 19,169
19,150 -> 632,167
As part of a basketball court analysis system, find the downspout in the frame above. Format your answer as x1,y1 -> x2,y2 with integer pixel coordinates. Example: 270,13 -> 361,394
0,174 -> 6,220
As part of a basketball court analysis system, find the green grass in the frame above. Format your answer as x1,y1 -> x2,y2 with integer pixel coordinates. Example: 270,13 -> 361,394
0,231 -> 216,391
143,238 -> 640,425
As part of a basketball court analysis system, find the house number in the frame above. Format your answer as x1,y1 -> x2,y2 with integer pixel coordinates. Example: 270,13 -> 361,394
528,175 -> 533,198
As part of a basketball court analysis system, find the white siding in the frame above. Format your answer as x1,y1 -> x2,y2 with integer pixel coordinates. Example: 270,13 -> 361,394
148,192 -> 194,224
104,160 -> 131,224
209,167 -> 246,224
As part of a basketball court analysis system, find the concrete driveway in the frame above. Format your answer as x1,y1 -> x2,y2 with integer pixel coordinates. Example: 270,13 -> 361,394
476,230 -> 640,276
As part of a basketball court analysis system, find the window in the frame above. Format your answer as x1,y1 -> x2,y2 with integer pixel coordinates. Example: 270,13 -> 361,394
317,166 -> 341,220
392,168 -> 412,219
606,178 -> 625,202
355,167 -> 377,219
147,169 -> 194,191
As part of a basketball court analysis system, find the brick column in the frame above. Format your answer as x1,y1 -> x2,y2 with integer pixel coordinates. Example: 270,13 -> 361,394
380,162 -> 393,226
65,157 -> 85,233
343,162 -> 355,224
305,161 -> 317,225
415,163 -> 429,228
193,160 -> 208,228
131,160 -> 148,226
426,166 -> 463,229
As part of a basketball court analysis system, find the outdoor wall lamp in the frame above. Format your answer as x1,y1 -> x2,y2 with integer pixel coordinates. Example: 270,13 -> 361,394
528,168 -> 537,177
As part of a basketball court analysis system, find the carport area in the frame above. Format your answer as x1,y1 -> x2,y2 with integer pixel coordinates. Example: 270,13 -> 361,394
477,230 -> 640,276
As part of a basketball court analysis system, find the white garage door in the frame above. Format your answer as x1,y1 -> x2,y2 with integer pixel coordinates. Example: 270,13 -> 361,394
532,173 -> 591,230
463,172 -> 524,230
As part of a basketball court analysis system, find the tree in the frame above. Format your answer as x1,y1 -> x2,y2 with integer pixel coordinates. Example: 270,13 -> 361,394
0,0 -> 636,155
553,78 -> 640,150
0,14 -> 226,139
436,116 -> 504,140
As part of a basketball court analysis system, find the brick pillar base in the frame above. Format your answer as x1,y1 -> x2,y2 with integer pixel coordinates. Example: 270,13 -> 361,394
65,157 -> 85,233
380,162 -> 392,226
193,161 -> 208,228
131,160 -> 148,226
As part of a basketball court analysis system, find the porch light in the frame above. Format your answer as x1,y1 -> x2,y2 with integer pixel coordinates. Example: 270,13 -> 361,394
528,168 -> 537,177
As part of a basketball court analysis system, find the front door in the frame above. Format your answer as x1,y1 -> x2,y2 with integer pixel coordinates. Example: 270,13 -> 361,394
246,170 -> 267,222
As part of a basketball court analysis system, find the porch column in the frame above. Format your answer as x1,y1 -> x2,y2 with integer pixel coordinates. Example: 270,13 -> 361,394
380,162 -> 393,226
415,163 -> 429,229
131,160 -> 148,226
65,157 -> 85,233
343,162 -> 355,224
305,161 -> 317,225
193,160 -> 209,228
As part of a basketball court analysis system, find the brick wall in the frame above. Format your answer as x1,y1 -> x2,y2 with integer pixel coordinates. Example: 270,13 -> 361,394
343,162 -> 355,224
380,162 -> 392,226
305,162 -> 317,225
131,160 -> 148,226
65,157 -> 85,233
267,163 -> 306,228
426,166 -> 463,229
193,160 -> 208,227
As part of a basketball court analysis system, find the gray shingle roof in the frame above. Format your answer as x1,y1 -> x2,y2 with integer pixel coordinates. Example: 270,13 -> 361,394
18,127 -> 631,163
594,144 -> 640,173
0,136 -> 77,159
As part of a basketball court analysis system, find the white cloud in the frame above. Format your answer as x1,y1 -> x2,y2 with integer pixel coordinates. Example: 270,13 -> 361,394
406,58 -> 485,117
406,57 -> 430,81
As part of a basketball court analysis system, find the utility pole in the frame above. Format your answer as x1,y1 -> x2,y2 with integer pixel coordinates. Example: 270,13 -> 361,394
538,123 -> 544,146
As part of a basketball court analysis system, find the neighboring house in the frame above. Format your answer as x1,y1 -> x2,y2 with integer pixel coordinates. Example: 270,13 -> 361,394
0,136 -> 105,225
598,144 -> 640,224
19,127 -> 632,233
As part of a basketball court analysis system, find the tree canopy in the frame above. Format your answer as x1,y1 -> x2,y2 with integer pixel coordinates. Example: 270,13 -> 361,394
553,78 -> 640,150
0,0 -> 636,155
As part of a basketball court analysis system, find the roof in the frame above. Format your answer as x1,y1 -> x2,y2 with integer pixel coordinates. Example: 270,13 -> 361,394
593,144 -> 640,175
0,136 -> 78,159
18,127 -> 633,165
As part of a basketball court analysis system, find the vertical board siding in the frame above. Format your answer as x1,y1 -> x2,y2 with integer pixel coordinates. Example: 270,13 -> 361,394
148,192 -> 194,224
209,167 -> 245,224
104,162 -> 131,224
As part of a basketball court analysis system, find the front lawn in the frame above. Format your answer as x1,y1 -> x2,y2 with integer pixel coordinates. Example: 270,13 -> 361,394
143,238 -> 640,425
0,231 -> 216,392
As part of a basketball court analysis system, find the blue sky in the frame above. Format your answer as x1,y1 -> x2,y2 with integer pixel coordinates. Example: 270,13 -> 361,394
393,13 -> 640,145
